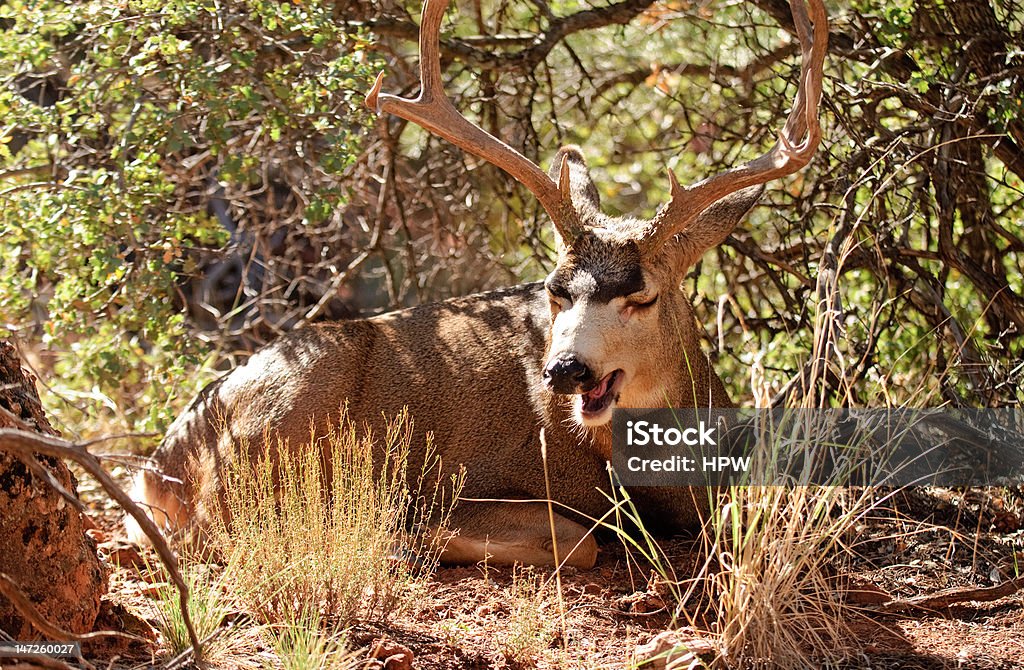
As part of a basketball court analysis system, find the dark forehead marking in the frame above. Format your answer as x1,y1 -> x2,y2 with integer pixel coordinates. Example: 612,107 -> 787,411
555,232 -> 646,303
590,265 -> 645,302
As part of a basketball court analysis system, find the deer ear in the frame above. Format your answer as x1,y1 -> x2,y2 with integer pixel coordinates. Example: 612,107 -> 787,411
663,185 -> 763,272
549,145 -> 601,217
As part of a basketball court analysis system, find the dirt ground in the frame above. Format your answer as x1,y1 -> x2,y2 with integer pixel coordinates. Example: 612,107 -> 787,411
65,480 -> 1024,670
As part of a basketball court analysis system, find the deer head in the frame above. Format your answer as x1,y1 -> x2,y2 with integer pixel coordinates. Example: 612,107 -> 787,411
366,0 -> 828,426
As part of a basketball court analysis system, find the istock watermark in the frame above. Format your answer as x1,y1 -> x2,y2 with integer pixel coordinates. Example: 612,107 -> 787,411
624,419 -> 716,447
612,408 -> 1024,487
622,418 -> 750,476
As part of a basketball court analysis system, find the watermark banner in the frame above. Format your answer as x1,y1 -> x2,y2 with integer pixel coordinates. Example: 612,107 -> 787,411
611,408 -> 1024,487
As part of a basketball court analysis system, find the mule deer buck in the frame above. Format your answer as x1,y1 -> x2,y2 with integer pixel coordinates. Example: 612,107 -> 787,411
127,0 -> 827,568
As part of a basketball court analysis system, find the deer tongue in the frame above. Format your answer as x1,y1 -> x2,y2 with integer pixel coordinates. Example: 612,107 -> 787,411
582,370 -> 620,414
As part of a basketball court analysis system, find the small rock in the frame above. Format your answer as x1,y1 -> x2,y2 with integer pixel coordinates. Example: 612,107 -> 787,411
370,638 -> 414,670
102,542 -> 145,569
992,511 -> 1021,532
634,630 -> 717,670
616,590 -> 666,614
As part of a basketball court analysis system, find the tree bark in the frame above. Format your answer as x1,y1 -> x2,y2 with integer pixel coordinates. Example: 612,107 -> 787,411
0,341 -> 108,639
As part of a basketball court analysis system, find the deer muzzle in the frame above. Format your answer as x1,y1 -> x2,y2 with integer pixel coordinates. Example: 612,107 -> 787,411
542,353 -> 595,394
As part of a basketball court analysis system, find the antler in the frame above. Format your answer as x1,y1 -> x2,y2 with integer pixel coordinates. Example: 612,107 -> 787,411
366,0 -> 584,243
641,0 -> 828,252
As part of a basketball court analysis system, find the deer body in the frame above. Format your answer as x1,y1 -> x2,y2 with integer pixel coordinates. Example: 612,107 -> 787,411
128,205 -> 740,568
128,0 -> 827,568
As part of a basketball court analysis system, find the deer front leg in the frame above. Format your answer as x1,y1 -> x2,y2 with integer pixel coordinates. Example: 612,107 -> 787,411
435,501 -> 598,569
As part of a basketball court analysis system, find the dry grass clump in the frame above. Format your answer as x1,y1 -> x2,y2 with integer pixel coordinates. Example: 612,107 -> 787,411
698,484 -> 870,669
607,410 -> 882,668
686,409 -> 884,668
209,408 -> 462,628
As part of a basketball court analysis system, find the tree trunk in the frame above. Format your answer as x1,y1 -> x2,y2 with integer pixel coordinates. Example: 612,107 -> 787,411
0,341 -> 108,639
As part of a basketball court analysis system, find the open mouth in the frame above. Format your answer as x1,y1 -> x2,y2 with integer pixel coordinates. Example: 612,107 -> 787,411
580,369 -> 624,419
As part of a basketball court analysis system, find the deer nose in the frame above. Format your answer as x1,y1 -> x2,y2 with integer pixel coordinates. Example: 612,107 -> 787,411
542,354 -> 595,394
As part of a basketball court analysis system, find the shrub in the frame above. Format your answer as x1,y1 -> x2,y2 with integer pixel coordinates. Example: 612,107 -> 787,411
0,0 -> 376,432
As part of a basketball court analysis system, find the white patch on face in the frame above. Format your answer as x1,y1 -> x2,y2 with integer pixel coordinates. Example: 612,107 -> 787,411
549,299 -> 619,373
567,271 -> 597,298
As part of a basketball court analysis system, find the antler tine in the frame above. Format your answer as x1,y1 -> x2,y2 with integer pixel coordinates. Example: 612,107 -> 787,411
366,0 -> 584,242
642,0 -> 828,252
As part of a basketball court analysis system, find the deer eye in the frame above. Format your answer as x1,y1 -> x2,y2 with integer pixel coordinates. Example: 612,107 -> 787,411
545,284 -> 572,311
629,294 -> 658,310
